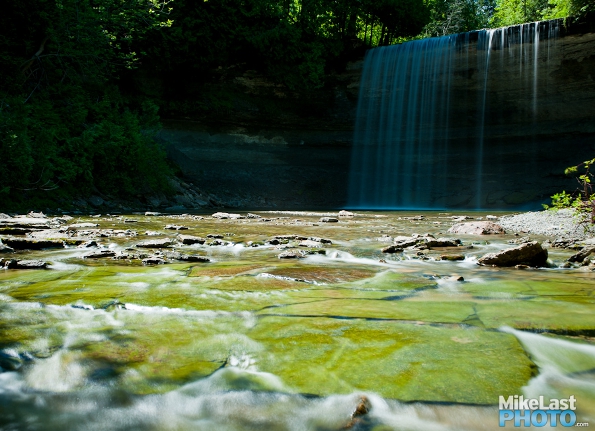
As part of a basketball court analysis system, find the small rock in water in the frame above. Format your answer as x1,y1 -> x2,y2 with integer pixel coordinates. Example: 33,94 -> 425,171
77,240 -> 98,248
84,249 -> 117,259
136,239 -> 174,248
178,235 -> 205,245
165,225 -> 188,230
299,240 -> 323,248
0,351 -> 23,371
206,234 -> 224,239
145,212 -> 161,216
4,259 -> 48,269
338,210 -> 355,217
319,217 -> 338,223
142,257 -> 167,265
278,251 -> 303,259
568,247 -> 595,263
440,254 -> 465,261
246,213 -> 262,219
382,245 -> 403,253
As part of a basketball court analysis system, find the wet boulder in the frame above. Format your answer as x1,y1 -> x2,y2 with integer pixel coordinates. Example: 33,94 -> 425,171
339,210 -> 355,217
136,238 -> 174,248
278,250 -> 303,259
448,221 -> 506,235
320,217 -> 339,223
478,241 -> 548,267
178,235 -> 205,245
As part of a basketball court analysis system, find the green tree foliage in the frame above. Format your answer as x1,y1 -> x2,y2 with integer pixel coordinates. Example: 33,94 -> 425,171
424,0 -> 496,36
544,157 -> 595,225
492,0 -> 593,25
0,0 -> 174,208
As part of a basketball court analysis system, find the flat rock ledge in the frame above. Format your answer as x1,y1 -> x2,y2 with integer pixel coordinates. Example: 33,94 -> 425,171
478,241 -> 548,267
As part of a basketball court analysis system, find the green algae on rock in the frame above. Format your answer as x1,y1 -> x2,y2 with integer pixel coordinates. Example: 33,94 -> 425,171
249,317 -> 536,404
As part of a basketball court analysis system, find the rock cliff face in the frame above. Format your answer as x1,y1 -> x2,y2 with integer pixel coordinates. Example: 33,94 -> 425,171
159,15 -> 595,209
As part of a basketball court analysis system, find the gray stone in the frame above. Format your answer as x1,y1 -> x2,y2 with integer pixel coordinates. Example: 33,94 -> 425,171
299,240 -> 323,248
165,225 -> 188,230
320,217 -> 339,223
136,238 -> 174,248
448,221 -> 506,235
422,238 -> 462,248
338,210 -> 355,217
84,250 -> 116,259
440,254 -> 465,261
5,259 -> 48,269
478,241 -> 548,267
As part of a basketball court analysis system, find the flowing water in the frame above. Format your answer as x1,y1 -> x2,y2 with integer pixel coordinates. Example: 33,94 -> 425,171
0,211 -> 593,430
349,21 -> 561,210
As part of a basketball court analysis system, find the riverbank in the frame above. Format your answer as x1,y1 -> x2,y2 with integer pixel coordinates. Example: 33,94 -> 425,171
499,208 -> 595,241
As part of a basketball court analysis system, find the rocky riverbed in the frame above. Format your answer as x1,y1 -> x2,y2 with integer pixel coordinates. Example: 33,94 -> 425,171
0,209 -> 594,430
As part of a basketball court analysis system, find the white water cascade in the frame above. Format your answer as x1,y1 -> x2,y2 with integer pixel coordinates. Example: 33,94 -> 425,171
348,20 -> 560,209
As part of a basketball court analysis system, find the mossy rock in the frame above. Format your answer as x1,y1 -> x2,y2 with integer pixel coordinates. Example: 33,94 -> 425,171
262,264 -> 377,284
249,317 -> 536,404
476,300 -> 595,334
258,298 -> 477,324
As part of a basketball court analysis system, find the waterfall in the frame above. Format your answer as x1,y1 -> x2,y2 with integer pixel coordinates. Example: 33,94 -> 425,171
348,20 -> 560,209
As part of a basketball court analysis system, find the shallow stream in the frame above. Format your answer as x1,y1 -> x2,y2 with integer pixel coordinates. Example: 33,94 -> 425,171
1,211 -> 594,430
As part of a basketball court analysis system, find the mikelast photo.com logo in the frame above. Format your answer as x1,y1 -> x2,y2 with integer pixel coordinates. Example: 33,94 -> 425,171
499,395 -> 589,427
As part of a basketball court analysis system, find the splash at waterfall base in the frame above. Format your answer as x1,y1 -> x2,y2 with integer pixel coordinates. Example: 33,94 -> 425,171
349,18 -> 595,210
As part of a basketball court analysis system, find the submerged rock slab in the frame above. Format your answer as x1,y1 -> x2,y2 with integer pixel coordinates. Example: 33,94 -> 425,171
448,222 -> 505,235
476,300 -> 595,334
478,241 -> 548,267
249,317 -> 535,403
259,298 -> 476,323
